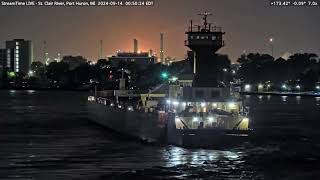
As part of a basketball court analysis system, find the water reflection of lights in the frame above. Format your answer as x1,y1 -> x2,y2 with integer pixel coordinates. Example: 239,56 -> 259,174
163,147 -> 241,167
267,95 -> 271,101
27,90 -> 35,94
281,96 -> 287,102
316,97 -> 320,106
221,151 -> 240,159
296,96 -> 301,103
258,95 -> 263,101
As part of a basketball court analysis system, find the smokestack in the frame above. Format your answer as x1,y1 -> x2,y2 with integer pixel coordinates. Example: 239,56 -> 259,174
149,49 -> 153,57
133,39 -> 138,53
160,33 -> 164,63
99,40 -> 103,59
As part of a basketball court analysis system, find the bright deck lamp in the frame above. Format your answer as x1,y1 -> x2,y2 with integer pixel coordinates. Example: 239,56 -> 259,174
172,101 -> 179,106
208,117 -> 214,122
193,117 -> 199,122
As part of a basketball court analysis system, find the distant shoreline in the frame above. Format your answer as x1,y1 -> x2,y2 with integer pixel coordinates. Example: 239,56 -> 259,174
0,87 -> 92,92
240,91 -> 320,97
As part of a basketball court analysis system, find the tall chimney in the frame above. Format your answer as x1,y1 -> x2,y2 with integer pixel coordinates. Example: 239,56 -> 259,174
133,39 -> 138,53
160,33 -> 164,63
149,49 -> 153,57
99,40 -> 103,59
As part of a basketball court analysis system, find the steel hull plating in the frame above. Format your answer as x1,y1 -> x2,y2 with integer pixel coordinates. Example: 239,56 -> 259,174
88,102 -> 250,148
87,102 -> 166,143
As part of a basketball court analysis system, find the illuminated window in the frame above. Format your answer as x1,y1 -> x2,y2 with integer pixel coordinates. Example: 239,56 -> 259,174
7,55 -> 10,67
16,42 -> 19,45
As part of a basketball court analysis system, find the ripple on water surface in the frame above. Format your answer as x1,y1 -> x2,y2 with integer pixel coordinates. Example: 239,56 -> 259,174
0,91 -> 320,179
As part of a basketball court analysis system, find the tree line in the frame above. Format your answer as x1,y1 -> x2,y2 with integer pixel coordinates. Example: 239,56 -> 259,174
1,52 -> 319,91
236,53 -> 320,91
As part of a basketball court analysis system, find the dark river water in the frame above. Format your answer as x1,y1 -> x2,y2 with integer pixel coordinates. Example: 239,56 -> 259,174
0,90 -> 320,179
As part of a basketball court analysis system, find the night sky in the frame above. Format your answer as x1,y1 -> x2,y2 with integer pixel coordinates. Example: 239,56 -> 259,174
0,0 -> 319,62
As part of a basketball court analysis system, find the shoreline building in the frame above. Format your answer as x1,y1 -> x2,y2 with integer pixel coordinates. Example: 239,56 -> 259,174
108,51 -> 157,69
0,49 -> 6,70
4,39 -> 33,74
108,39 -> 157,69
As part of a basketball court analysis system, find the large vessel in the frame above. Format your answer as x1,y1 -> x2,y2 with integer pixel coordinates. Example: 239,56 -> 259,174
87,12 -> 251,147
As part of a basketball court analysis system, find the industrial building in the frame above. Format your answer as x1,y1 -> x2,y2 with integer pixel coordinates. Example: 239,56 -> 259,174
108,52 -> 157,69
108,39 -> 157,69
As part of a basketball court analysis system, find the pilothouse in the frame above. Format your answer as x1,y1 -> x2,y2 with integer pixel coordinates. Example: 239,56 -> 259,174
87,12 -> 251,148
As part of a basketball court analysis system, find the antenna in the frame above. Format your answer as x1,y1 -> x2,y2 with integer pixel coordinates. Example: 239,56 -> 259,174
198,11 -> 212,30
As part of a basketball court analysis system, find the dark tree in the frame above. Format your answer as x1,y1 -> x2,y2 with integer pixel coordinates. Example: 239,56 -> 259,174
61,56 -> 87,70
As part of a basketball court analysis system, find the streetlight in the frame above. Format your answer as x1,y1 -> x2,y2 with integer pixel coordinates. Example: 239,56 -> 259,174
266,84 -> 271,91
28,70 -> 34,77
269,37 -> 274,57
258,84 -> 263,91
282,84 -> 287,91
